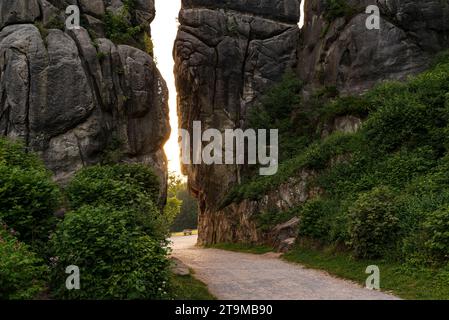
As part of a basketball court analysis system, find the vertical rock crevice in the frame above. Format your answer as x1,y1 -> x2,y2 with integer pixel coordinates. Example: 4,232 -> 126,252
174,0 -> 301,245
175,0 -> 449,246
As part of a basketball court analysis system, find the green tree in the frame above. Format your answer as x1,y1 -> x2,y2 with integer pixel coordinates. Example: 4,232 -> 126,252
171,188 -> 199,232
164,173 -> 184,227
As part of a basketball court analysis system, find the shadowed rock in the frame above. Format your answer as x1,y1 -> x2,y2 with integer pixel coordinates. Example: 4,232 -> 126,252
0,0 -> 170,202
174,0 -> 301,245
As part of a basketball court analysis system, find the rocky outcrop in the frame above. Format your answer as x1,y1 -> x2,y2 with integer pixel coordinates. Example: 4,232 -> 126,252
175,0 -> 449,247
200,167 -> 319,249
174,0 -> 301,245
298,0 -> 449,94
0,0 -> 170,200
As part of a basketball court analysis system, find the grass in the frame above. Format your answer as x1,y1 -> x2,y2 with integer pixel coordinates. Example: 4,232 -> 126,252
283,245 -> 449,300
207,243 -> 273,254
170,272 -> 216,300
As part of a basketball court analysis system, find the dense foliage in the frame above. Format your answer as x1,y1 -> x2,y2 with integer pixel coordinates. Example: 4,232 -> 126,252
228,52 -> 449,266
166,174 -> 199,232
49,205 -> 170,299
0,225 -> 47,299
102,0 -> 154,56
348,187 -> 400,259
0,138 -> 60,247
171,188 -> 199,232
66,164 -> 166,240
0,137 -> 175,299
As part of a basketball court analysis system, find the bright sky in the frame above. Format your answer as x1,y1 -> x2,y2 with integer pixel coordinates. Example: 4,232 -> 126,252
152,0 -> 183,175
152,0 -> 304,175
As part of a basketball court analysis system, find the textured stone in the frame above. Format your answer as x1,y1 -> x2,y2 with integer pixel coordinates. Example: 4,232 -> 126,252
175,0 -> 449,248
197,170 -> 316,246
0,0 -> 40,29
170,257 -> 190,276
175,0 -> 301,245
270,217 -> 300,252
0,3 -> 169,202
79,0 -> 105,17
298,0 -> 449,94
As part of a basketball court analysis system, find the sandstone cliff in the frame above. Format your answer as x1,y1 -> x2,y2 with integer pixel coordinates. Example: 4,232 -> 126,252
174,0 -> 301,244
174,0 -> 449,246
0,0 -> 170,199
298,0 -> 449,94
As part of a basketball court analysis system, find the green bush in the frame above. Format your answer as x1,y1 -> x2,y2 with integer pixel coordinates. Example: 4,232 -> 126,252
298,199 -> 333,242
49,205 -> 170,300
363,94 -> 448,154
0,138 -> 60,246
103,8 -> 141,45
0,138 -> 43,169
423,206 -> 449,263
66,164 -> 165,240
0,225 -> 47,299
348,187 -> 400,259
67,164 -> 160,205
250,72 -> 301,125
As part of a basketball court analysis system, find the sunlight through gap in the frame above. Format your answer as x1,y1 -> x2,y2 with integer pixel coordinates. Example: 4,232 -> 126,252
152,0 -> 183,176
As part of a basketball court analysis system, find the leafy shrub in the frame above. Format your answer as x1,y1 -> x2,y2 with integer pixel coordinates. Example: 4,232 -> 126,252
348,187 -> 400,259
49,205 -> 170,300
66,164 -> 165,239
423,206 -> 449,263
0,225 -> 47,299
0,138 -> 38,168
103,8 -> 141,45
363,94 -> 448,154
0,138 -> 60,246
67,163 -> 160,205
298,198 -> 334,242
249,72 -> 302,127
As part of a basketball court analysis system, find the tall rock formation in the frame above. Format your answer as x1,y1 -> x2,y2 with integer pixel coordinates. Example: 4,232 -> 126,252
175,0 -> 449,246
298,0 -> 449,94
0,0 -> 170,199
174,0 -> 301,244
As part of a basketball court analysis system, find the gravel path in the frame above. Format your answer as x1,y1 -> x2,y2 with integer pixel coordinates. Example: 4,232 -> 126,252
170,235 -> 399,300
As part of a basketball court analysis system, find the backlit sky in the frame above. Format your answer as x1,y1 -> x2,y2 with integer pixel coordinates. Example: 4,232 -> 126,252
152,0 -> 304,175
152,0 -> 182,175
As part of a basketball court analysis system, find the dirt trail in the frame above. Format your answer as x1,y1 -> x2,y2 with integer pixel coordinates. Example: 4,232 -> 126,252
170,235 -> 399,300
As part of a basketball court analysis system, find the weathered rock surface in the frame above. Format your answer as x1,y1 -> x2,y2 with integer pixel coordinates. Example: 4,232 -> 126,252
174,0 -> 301,245
170,257 -> 190,276
200,169 -> 317,248
0,0 -> 170,200
270,217 -> 300,252
175,0 -> 449,247
298,0 -> 449,94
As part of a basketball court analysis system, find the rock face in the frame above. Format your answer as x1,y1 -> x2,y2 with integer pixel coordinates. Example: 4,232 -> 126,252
0,0 -> 170,200
298,0 -> 449,94
175,0 -> 449,246
174,0 -> 301,245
